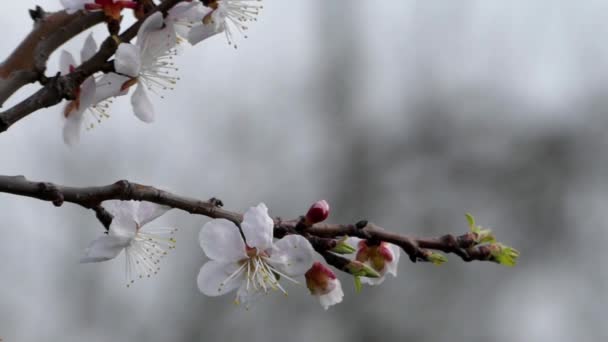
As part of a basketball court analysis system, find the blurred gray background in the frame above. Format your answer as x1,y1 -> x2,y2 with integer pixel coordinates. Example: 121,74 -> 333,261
0,0 -> 606,341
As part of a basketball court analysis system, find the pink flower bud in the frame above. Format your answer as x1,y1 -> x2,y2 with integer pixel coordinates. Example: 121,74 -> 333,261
305,200 -> 330,225
305,262 -> 344,309
305,262 -> 336,295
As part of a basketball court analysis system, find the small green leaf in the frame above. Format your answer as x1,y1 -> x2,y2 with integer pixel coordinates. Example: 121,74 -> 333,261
465,213 -> 476,230
354,276 -> 362,293
346,261 -> 380,278
331,238 -> 357,254
427,252 -> 448,265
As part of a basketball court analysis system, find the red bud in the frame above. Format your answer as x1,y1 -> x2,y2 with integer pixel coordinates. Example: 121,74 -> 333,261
305,200 -> 330,224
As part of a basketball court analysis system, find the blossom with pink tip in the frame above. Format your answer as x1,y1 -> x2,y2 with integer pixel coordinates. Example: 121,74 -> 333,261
305,262 -> 343,310
347,237 -> 400,285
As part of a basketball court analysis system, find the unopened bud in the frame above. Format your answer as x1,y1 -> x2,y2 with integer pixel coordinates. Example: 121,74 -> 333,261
305,200 -> 330,225
331,237 -> 356,254
345,260 -> 380,278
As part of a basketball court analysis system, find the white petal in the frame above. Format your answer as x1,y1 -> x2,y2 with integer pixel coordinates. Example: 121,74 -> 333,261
168,2 -> 209,39
385,243 -> 401,277
136,12 -> 165,48
59,50 -> 76,75
187,23 -> 222,46
102,200 -> 139,235
199,219 -> 247,262
131,83 -> 155,123
114,43 -> 141,77
169,2 -> 207,21
61,0 -> 88,12
80,234 -> 128,263
79,76 -> 96,110
269,235 -> 314,276
94,73 -> 130,102
62,109 -> 84,145
241,203 -> 274,250
81,32 -> 97,62
318,279 -> 344,310
359,272 -> 387,286
136,202 -> 171,226
197,261 -> 242,296
141,24 -> 178,60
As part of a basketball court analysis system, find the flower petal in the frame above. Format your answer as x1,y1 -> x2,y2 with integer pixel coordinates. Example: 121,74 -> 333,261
199,219 -> 247,262
136,12 -> 165,49
168,2 -> 209,39
102,200 -> 139,236
359,273 -> 386,286
79,76 -> 96,110
197,260 -> 243,296
269,235 -> 314,276
131,83 -> 155,123
385,243 -> 401,277
319,279 -> 344,310
81,32 -> 97,62
136,202 -> 171,226
241,203 -> 274,250
62,109 -> 84,145
80,234 -> 129,263
114,43 -> 141,77
61,0 -> 88,13
187,23 -> 222,46
94,73 -> 130,102
59,50 -> 77,75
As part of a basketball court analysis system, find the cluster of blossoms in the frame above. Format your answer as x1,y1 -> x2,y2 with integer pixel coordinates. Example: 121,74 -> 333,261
58,0 -> 263,145
80,198 -> 402,310
64,0 -> 519,312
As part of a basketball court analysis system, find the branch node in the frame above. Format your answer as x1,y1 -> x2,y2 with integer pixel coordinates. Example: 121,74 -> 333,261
37,182 -> 64,206
209,197 -> 224,207
355,220 -> 368,229
29,6 -> 46,23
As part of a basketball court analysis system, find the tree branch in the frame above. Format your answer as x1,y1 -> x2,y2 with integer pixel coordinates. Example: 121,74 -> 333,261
0,175 -> 500,268
0,9 -> 105,107
0,0 -> 187,133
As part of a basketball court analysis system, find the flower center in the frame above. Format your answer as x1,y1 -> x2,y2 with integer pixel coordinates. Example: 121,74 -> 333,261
216,249 -> 298,303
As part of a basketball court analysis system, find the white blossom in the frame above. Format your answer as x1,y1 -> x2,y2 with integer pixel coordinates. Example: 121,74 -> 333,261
80,200 -> 177,287
347,237 -> 400,285
166,2 -> 211,46
114,12 -> 179,123
59,33 -> 123,145
305,262 -> 344,310
197,203 -> 314,308
188,0 -> 263,48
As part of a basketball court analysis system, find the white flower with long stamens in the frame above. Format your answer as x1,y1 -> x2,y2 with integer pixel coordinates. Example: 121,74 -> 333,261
346,237 -> 400,286
188,0 -> 263,48
305,262 -> 344,310
114,12 -> 179,123
60,33 -> 122,145
197,203 -> 314,309
80,200 -> 177,287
